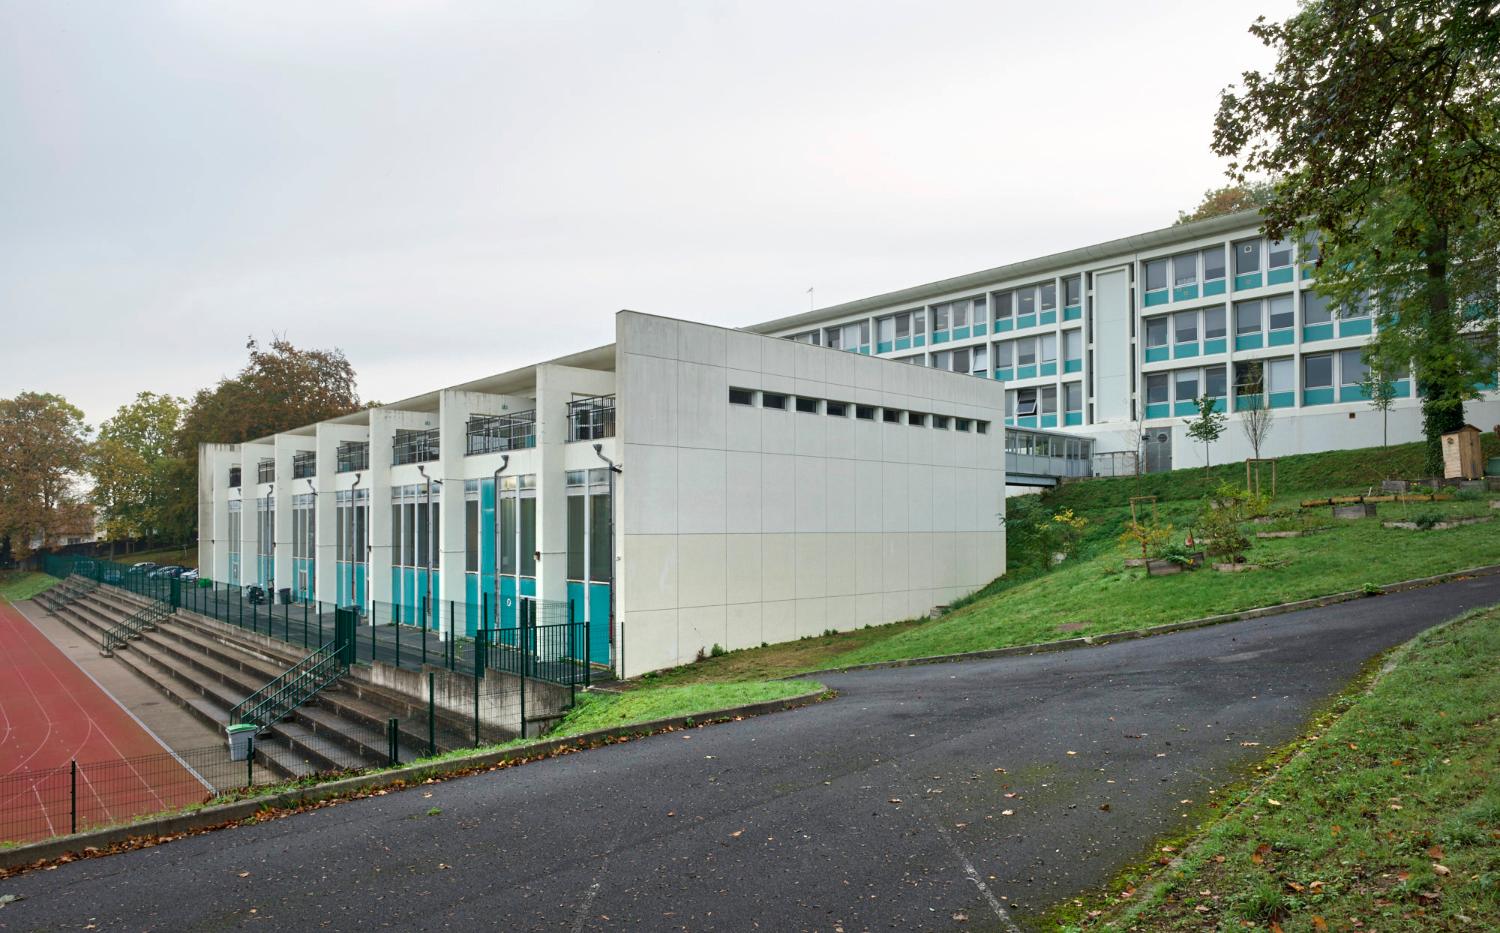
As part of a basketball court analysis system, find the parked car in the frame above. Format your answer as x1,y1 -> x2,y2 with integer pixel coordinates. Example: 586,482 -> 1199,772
178,569 -> 200,583
148,565 -> 185,579
127,562 -> 159,575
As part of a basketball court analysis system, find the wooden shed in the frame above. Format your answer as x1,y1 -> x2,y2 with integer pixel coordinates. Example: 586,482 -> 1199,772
1442,424 -> 1484,480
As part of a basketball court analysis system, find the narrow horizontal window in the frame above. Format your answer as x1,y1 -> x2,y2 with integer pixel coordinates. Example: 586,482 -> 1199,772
955,418 -> 972,432
855,405 -> 876,420
908,412 -> 927,427
882,409 -> 902,424
762,392 -> 787,410
826,401 -> 848,417
795,396 -> 819,414
932,415 -> 950,429
976,421 -> 989,434
728,387 -> 755,406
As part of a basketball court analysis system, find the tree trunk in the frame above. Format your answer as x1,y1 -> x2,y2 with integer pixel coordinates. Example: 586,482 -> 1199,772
1419,229 -> 1465,475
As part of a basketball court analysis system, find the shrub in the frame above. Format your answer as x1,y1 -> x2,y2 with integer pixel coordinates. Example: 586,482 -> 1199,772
1119,519 -> 1174,560
1196,496 -> 1252,560
710,643 -> 726,658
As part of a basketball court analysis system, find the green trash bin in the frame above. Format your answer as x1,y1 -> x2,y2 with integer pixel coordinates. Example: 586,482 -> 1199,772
1486,456 -> 1500,476
226,723 -> 256,761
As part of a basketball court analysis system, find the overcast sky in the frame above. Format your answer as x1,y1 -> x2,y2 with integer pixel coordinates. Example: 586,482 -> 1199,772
0,0 -> 1294,429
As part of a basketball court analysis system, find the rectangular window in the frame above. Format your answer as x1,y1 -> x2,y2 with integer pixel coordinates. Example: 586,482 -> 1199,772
795,396 -> 819,414
1202,246 -> 1226,282
1302,290 -> 1331,325
762,392 -> 787,410
729,387 -> 755,405
402,502 -> 416,568
882,408 -> 902,424
1235,300 -> 1262,334
1040,282 -> 1057,312
826,400 -> 847,417
1267,294 -> 1295,330
1015,388 -> 1038,417
1344,294 -> 1371,319
1145,316 -> 1169,348
1064,329 -> 1083,359
933,305 -> 949,331
1017,337 -> 1037,365
1175,369 -> 1199,402
955,418 -> 972,432
1340,348 -> 1368,386
1234,239 -> 1261,275
792,331 -> 820,345
1174,310 -> 1198,344
1203,305 -> 1226,340
933,414 -> 950,429
465,500 -> 479,572
1143,258 -> 1168,292
520,497 -> 536,577
1017,287 -> 1036,317
994,292 -> 1013,320
1304,353 -> 1334,389
895,313 -> 911,339
416,502 -> 429,569
1234,360 -> 1265,396
567,495 -> 585,580
1146,373 -> 1170,405
1172,253 -> 1198,288
1268,237 -> 1293,269
855,405 -> 876,420
977,421 -> 989,434
498,497 -> 516,575
1064,382 -> 1082,412
1041,386 -> 1057,415
1268,357 -> 1294,394
1040,333 -> 1058,363
970,345 -> 988,375
908,412 -> 927,427
877,316 -> 895,345
996,341 -> 1014,367
1204,365 -> 1227,398
589,491 -> 611,583
953,300 -> 970,329
1063,275 -> 1082,307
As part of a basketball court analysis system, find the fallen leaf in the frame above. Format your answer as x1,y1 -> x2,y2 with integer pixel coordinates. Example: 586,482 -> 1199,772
1427,844 -> 1444,859
237,871 -> 250,878
730,829 -> 743,839
888,798 -> 902,805
1286,881 -> 1305,893
1240,741 -> 1261,747
951,911 -> 968,922
1433,864 -> 1451,876
1270,922 -> 1284,933
1066,751 -> 1077,756
1001,809 -> 1015,816
1099,803 -> 1111,812
1213,854 -> 1226,863
1311,916 -> 1328,931
1266,799 -> 1282,807
1309,881 -> 1325,893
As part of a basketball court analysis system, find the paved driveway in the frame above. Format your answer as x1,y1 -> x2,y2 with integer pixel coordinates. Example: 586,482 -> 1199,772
6,573 -> 1498,932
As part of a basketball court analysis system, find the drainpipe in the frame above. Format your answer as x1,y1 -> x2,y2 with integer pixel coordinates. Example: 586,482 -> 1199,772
305,478 -> 318,602
491,454 -> 510,634
349,472 -> 362,611
266,483 -> 274,591
592,444 -> 622,678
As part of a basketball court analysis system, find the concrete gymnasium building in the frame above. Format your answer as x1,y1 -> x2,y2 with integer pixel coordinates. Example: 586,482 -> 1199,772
198,210 -> 1500,677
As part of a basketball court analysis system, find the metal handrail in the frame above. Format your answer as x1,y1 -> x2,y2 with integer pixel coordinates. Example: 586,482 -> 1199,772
101,599 -> 172,656
230,641 -> 348,734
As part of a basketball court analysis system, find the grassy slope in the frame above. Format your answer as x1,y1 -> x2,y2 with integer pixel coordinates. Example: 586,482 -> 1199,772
0,571 -> 62,602
1087,606 -> 1500,931
648,437 -> 1500,685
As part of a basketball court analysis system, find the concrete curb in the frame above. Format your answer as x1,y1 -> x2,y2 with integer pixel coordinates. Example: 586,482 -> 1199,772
812,563 -> 1500,675
0,687 -> 829,874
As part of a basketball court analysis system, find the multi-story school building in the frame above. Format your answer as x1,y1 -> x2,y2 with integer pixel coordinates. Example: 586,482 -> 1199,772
752,209 -> 1500,473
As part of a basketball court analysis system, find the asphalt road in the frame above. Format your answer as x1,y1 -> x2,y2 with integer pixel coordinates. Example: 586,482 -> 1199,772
5,573 -> 1498,932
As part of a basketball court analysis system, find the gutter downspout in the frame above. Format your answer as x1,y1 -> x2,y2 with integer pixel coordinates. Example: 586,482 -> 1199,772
349,472 -> 362,612
490,455 -> 510,636
592,444 -> 622,679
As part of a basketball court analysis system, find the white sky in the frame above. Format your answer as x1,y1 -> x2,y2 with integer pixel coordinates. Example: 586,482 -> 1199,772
0,0 -> 1294,429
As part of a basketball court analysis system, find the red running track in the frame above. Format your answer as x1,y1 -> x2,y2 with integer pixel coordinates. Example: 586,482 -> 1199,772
0,597 -> 208,843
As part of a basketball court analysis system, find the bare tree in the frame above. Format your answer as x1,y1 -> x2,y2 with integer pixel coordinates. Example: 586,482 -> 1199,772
1239,394 -> 1276,459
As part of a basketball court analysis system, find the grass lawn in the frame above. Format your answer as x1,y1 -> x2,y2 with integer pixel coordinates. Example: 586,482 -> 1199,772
546,680 -> 823,736
0,571 -> 62,602
1076,605 -> 1500,931
101,544 -> 198,570
646,437 -> 1500,686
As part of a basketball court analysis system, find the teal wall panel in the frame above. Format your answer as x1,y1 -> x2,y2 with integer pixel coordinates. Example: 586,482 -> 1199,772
1015,365 -> 1037,380
1064,358 -> 1082,373
1064,412 -> 1083,426
932,331 -> 950,345
1173,343 -> 1199,359
1017,314 -> 1037,329
877,340 -> 893,354
1144,346 -> 1170,363
1145,403 -> 1170,419
1303,387 -> 1335,406
994,367 -> 1014,381
1143,290 -> 1169,307
1203,338 -> 1227,355
1302,323 -> 1334,343
1040,361 -> 1057,377
1235,334 -> 1263,351
1269,391 -> 1296,409
1267,266 -> 1294,285
1040,414 -> 1058,428
1173,284 -> 1199,302
895,337 -> 911,350
1203,279 -> 1226,297
1234,272 -> 1263,291
1039,310 -> 1057,325
1268,328 -> 1295,347
994,319 -> 1013,333
1339,317 -> 1372,337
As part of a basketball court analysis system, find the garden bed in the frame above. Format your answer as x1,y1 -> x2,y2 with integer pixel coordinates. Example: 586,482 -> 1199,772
1382,516 -> 1493,531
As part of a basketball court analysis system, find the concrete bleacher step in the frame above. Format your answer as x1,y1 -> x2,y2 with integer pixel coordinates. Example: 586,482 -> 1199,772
83,587 -> 466,764
39,597 -> 314,779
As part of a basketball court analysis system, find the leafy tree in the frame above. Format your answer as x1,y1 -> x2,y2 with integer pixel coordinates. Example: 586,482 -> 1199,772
1360,363 -> 1401,448
1174,180 -> 1277,225
1237,383 -> 1276,459
1213,0 -> 1500,474
0,392 -> 92,557
1183,395 -> 1228,470
177,337 -> 363,455
162,337 -> 365,542
90,392 -> 186,551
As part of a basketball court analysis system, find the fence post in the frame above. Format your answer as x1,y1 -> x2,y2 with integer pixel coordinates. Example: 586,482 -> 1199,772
449,602 -> 456,671
303,600 -> 309,648
246,735 -> 255,789
387,717 -> 399,766
473,654 -> 480,748
427,673 -> 436,758
70,759 -> 77,835
395,609 -> 401,668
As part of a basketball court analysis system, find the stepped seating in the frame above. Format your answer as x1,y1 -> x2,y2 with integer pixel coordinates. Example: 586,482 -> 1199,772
37,585 -> 476,780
